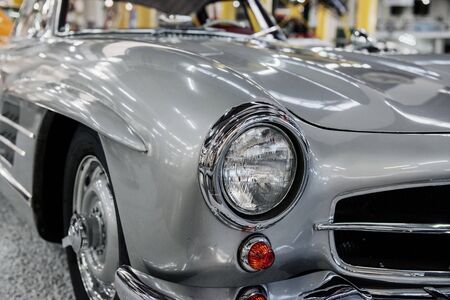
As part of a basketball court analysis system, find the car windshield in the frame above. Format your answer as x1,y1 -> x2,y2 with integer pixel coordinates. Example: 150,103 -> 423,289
63,0 -> 271,36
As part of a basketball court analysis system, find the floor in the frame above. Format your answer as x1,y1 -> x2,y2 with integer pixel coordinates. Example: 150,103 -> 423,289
0,195 -> 75,300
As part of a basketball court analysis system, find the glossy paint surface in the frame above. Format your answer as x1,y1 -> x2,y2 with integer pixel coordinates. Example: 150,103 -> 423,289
1,12 -> 450,293
103,117 -> 450,287
87,35 -> 450,134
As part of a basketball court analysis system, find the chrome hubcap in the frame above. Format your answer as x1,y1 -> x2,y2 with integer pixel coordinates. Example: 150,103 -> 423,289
63,156 -> 118,300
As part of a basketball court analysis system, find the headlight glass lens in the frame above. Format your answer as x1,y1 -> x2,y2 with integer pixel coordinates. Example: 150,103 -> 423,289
222,126 -> 297,215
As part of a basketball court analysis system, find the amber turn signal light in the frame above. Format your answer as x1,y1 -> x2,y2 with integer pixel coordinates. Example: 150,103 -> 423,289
247,294 -> 267,300
238,287 -> 268,300
239,235 -> 275,272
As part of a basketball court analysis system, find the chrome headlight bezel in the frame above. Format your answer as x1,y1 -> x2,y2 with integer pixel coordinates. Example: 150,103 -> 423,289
199,102 -> 309,231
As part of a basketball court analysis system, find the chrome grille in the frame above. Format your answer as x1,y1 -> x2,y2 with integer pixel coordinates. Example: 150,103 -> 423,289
316,184 -> 450,276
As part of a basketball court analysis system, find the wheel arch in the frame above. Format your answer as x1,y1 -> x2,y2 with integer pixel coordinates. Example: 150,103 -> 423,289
32,111 -> 79,242
32,109 -> 133,259
31,110 -> 130,242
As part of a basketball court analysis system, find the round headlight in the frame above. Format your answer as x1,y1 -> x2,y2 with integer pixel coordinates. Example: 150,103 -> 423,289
199,102 -> 308,230
221,126 -> 297,216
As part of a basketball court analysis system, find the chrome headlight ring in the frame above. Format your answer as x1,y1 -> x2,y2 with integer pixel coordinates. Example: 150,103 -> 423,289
199,102 -> 309,231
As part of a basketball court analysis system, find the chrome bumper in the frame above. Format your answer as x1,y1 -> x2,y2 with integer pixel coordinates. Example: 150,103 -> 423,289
115,266 -> 372,300
115,266 -> 450,300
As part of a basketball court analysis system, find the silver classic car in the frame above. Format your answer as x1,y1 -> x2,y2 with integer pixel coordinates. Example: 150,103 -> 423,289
1,0 -> 450,299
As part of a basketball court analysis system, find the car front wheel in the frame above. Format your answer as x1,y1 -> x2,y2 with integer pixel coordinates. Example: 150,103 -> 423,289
62,127 -> 120,300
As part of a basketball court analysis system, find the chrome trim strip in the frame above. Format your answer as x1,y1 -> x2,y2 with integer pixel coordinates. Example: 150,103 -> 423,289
365,287 -> 450,298
315,222 -> 450,234
423,287 -> 450,299
0,135 -> 25,156
0,161 -> 32,201
0,115 -> 35,139
116,266 -> 175,300
324,180 -> 450,284
298,272 -> 372,300
55,28 -> 262,40
0,155 -> 12,169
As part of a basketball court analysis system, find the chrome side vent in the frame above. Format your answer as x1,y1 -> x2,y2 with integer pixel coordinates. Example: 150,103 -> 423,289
0,101 -> 25,165
0,100 -> 34,202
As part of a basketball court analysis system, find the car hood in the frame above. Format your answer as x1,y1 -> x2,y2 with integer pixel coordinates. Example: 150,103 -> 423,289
164,37 -> 450,133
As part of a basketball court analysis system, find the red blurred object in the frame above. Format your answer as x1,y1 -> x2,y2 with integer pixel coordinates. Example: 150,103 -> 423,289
238,286 -> 268,300
247,241 -> 275,271
247,294 -> 267,300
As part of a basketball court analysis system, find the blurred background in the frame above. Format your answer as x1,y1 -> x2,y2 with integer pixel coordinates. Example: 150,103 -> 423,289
0,0 -> 20,43
0,0 -> 449,53
270,0 -> 450,54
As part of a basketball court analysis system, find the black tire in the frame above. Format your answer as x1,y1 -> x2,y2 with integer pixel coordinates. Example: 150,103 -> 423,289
62,126 -> 127,300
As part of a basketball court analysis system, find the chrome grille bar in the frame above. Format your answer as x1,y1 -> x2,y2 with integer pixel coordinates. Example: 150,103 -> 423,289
365,287 -> 450,299
314,222 -> 450,234
364,288 -> 450,299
